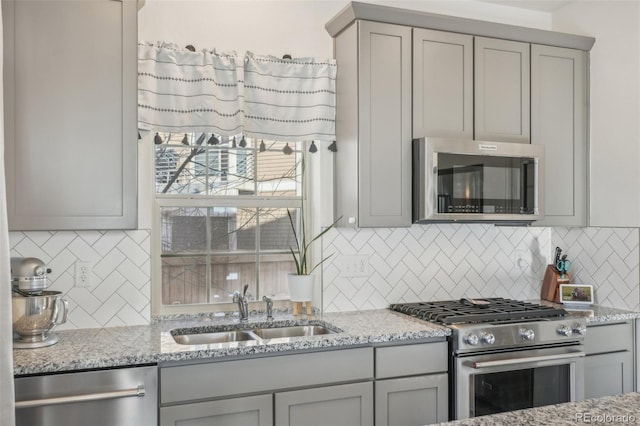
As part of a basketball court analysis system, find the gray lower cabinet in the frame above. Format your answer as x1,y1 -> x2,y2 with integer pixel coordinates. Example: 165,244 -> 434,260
159,342 -> 449,426
375,374 -> 448,426
3,0 -> 138,230
584,321 -> 635,399
275,382 -> 374,426
375,342 -> 449,425
531,44 -> 587,227
474,37 -> 530,143
160,395 -> 273,426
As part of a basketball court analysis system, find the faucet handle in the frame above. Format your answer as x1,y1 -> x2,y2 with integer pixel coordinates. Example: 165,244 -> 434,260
243,283 -> 249,296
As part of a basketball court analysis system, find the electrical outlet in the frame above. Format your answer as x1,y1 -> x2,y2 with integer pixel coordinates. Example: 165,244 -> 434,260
75,261 -> 93,288
340,255 -> 370,277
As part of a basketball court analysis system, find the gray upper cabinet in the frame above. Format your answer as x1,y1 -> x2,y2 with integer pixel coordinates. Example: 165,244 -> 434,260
531,44 -> 587,227
474,37 -> 530,143
413,29 -> 473,139
3,0 -> 138,230
334,20 -> 412,227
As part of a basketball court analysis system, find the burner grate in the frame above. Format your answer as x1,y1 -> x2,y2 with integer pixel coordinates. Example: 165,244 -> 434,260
390,298 -> 567,324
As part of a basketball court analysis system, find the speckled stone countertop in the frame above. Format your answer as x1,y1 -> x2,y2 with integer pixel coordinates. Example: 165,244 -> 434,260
536,299 -> 640,324
13,309 -> 450,376
434,392 -> 640,425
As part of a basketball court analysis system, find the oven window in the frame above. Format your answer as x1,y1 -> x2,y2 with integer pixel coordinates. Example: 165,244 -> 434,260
473,365 -> 570,416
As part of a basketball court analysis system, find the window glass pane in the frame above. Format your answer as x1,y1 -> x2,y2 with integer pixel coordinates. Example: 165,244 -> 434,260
162,256 -> 208,305
256,141 -> 301,197
259,207 -> 299,251
210,254 -> 257,303
161,207 -> 208,254
258,253 -> 295,300
215,207 -> 257,252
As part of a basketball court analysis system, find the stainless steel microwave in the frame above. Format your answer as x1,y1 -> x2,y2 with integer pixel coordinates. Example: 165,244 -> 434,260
413,138 -> 544,224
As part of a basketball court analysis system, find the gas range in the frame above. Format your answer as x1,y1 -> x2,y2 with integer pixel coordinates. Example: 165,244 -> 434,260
390,297 -> 586,353
390,298 -> 587,419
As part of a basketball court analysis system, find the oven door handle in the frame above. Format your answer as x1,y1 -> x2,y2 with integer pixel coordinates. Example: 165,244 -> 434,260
469,351 -> 585,369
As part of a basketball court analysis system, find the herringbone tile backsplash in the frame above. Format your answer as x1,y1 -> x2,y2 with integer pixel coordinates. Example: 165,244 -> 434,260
9,225 -> 639,329
9,230 -> 151,329
322,225 -> 640,313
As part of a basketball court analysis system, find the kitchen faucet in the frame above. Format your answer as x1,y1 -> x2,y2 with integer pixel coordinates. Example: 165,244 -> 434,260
232,284 -> 250,321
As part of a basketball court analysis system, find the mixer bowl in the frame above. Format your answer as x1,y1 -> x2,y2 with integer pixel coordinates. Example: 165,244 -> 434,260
12,291 -> 68,343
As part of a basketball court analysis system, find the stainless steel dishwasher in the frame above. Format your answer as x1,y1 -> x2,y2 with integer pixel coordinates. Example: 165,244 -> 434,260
15,365 -> 157,426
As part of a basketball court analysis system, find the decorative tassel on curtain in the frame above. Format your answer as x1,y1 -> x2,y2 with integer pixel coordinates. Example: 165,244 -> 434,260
137,42 -> 242,136
137,43 -> 337,152
243,52 -> 336,143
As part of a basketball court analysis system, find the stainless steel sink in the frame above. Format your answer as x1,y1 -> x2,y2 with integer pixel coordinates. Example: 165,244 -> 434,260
170,323 -> 340,345
252,325 -> 337,339
172,330 -> 257,345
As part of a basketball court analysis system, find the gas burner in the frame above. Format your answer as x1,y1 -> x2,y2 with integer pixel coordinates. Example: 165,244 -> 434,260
390,298 -> 567,325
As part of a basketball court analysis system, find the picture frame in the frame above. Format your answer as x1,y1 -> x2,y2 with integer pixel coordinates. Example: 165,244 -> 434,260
559,284 -> 594,305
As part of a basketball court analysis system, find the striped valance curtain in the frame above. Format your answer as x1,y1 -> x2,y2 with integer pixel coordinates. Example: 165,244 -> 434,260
137,42 -> 242,136
243,52 -> 336,142
138,42 -> 337,143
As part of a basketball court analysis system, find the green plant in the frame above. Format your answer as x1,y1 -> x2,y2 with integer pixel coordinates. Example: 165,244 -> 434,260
287,208 -> 340,275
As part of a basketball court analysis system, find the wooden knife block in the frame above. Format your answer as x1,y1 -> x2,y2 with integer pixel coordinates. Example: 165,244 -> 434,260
541,264 -> 570,302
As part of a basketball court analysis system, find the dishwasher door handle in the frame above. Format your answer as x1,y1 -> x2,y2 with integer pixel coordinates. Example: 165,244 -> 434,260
15,385 -> 146,409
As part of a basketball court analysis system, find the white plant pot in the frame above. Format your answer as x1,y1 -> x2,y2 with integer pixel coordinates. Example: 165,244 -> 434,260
288,274 -> 314,302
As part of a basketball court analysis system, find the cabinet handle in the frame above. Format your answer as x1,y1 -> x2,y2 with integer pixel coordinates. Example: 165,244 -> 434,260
15,385 -> 145,409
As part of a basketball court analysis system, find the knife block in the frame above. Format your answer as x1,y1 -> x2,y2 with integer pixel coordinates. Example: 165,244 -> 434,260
541,264 -> 570,302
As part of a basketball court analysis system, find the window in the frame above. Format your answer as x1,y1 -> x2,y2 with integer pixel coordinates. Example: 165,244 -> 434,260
153,133 -> 303,310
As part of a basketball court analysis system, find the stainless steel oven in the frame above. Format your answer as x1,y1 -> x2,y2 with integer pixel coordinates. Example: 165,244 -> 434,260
390,298 -> 587,421
454,344 -> 584,419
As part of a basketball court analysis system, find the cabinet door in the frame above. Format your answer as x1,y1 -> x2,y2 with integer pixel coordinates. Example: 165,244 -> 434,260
375,374 -> 448,426
160,394 -> 273,426
413,29 -> 473,139
584,352 -> 634,399
3,0 -> 137,230
358,21 -> 412,227
475,37 -> 530,143
275,382 -> 373,426
531,45 -> 587,227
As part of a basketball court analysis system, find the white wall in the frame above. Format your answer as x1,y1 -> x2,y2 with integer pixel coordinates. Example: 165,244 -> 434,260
552,1 -> 640,227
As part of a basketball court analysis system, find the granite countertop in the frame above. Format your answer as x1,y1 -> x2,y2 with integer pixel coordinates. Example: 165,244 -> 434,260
13,309 -> 450,376
435,392 -> 640,425
13,303 -> 639,376
536,299 -> 640,323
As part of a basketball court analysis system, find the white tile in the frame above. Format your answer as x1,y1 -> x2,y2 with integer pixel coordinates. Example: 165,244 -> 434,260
116,282 -> 150,312
92,293 -> 126,326
92,231 -> 127,256
92,270 -> 127,302
115,236 -> 149,267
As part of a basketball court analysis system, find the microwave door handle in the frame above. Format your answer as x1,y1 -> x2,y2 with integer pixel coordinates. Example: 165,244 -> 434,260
469,351 -> 585,369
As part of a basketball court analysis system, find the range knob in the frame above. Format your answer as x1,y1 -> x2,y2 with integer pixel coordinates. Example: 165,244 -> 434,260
557,325 -> 572,337
519,328 -> 535,341
572,323 -> 587,336
480,332 -> 495,344
464,334 -> 479,346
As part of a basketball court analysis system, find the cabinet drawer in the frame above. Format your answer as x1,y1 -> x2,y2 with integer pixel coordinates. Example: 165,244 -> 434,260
375,342 -> 447,379
161,347 -> 374,404
585,322 -> 633,355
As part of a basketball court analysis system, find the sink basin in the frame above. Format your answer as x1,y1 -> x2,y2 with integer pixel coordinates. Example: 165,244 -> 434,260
252,325 -> 337,339
170,323 -> 340,345
172,330 -> 257,345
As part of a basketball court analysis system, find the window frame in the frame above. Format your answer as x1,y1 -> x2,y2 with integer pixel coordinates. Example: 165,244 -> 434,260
150,140 -> 308,316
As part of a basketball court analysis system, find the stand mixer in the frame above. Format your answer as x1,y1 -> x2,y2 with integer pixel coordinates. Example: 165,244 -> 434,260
11,257 -> 68,349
